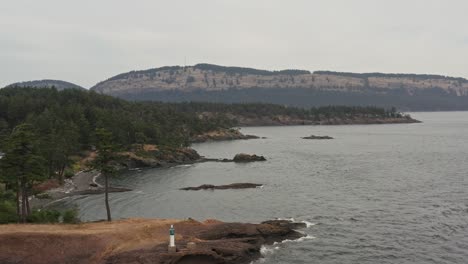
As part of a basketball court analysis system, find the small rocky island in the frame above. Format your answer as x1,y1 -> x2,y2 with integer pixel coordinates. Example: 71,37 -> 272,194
181,183 -> 263,191
233,153 -> 266,162
302,135 -> 334,140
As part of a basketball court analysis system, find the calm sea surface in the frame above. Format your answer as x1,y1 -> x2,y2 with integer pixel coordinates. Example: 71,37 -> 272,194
64,112 -> 468,264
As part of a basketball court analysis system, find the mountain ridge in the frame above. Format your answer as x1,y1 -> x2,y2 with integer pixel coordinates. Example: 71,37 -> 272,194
89,64 -> 468,111
7,79 -> 85,91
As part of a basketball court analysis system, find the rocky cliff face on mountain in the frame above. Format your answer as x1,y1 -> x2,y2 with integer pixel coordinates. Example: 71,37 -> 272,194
91,64 -> 468,111
6,80 -> 84,90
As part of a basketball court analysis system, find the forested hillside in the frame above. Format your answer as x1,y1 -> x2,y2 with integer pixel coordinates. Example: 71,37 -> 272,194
0,87 -> 236,180
6,80 -> 84,90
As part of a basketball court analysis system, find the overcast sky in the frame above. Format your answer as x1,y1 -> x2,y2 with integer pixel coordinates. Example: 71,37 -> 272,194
1,0 -> 467,88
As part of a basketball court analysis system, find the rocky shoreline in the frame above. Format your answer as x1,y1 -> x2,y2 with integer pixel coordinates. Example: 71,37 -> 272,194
190,128 -> 259,143
231,115 -> 421,126
0,218 -> 306,264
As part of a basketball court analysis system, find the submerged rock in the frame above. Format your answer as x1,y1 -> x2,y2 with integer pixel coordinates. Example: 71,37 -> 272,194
180,183 -> 263,191
233,153 -> 266,162
301,135 -> 334,140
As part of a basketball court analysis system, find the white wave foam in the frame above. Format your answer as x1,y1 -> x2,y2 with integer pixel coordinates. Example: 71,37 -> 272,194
260,245 -> 280,256
276,217 -> 295,222
280,234 -> 316,244
172,164 -> 192,168
276,218 -> 316,228
303,220 -> 316,228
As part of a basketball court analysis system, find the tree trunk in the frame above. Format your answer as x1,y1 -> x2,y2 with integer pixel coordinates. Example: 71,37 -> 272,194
21,180 -> 27,223
25,188 -> 30,216
58,164 -> 65,184
16,188 -> 20,223
104,173 -> 111,221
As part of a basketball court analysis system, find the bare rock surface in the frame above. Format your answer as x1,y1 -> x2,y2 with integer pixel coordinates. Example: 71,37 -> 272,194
0,218 -> 305,264
233,153 -> 266,163
180,183 -> 263,191
191,128 -> 259,143
302,135 -> 334,140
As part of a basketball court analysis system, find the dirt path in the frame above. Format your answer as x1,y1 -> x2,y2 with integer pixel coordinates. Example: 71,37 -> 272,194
30,170 -> 130,209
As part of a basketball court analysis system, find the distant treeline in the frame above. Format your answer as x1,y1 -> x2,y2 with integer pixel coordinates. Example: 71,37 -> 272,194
314,71 -> 468,83
119,87 -> 468,111
164,102 -> 402,123
193,64 -> 311,76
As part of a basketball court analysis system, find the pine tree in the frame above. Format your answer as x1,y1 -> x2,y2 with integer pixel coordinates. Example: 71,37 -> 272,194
91,128 -> 118,222
0,123 -> 46,223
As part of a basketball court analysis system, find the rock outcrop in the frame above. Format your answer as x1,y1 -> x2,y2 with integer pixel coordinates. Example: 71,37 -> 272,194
0,218 -> 305,264
119,145 -> 201,169
233,153 -> 266,163
191,128 -> 259,143
302,135 -> 334,140
180,183 -> 263,191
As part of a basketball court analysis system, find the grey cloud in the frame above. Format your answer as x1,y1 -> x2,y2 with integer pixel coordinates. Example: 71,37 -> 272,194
1,0 -> 467,88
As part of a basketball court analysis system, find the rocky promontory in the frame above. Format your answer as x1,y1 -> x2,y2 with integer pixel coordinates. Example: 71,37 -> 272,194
0,218 -> 305,264
191,128 -> 259,143
119,144 -> 201,169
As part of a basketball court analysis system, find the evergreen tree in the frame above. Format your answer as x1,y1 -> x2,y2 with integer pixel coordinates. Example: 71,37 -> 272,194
91,128 -> 118,222
0,123 -> 46,223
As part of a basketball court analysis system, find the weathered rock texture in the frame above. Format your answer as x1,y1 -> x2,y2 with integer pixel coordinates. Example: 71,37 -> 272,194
191,128 -> 259,143
90,64 -> 468,111
0,218 -> 304,264
233,154 -> 266,163
180,183 -> 263,191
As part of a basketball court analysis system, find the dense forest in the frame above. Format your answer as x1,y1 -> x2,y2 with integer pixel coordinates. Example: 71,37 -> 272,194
0,87 -> 233,223
164,102 -> 403,123
0,87 -> 234,182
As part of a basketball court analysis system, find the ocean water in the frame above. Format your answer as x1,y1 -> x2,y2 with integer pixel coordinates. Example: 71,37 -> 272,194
65,112 -> 468,264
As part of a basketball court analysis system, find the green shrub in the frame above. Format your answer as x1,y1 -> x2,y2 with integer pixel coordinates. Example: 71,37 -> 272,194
0,200 -> 18,224
64,169 -> 75,179
27,209 -> 61,223
62,209 -> 80,224
0,190 -> 18,224
0,190 -> 16,201
36,193 -> 52,199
